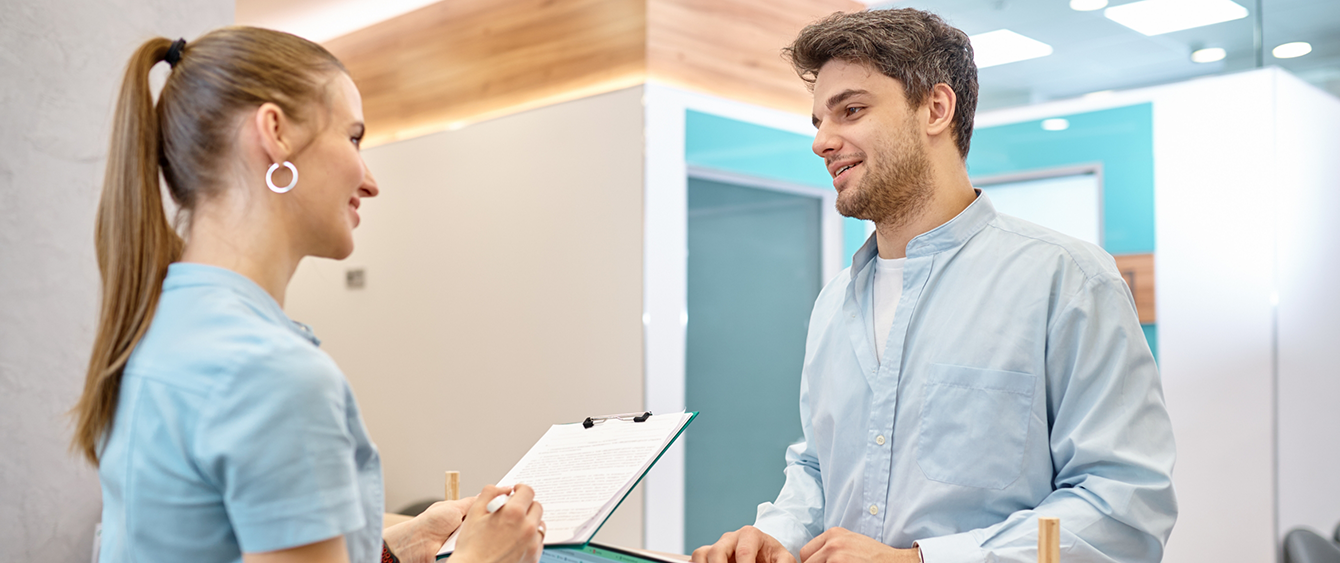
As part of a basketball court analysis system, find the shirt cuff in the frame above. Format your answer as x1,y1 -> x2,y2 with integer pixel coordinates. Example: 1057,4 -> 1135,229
913,532 -> 986,563
753,503 -> 812,561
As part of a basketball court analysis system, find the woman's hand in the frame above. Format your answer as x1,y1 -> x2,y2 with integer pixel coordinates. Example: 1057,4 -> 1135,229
383,496 -> 475,563
451,484 -> 546,563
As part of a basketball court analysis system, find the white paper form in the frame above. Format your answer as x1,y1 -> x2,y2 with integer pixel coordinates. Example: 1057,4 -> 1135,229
438,412 -> 692,556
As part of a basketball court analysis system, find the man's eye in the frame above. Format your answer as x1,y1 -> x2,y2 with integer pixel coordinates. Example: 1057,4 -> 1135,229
846,106 -> 863,116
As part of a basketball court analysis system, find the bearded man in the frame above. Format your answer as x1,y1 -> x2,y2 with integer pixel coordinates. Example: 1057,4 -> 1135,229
692,9 -> 1177,563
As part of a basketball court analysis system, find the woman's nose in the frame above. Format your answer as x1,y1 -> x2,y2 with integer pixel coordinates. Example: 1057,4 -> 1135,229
360,160 -> 380,198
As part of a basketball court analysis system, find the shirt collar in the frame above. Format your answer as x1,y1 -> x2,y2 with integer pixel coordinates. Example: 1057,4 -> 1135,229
849,190 -> 997,279
162,262 -> 322,346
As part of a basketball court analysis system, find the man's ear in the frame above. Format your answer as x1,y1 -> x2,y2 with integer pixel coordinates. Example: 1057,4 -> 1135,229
925,83 -> 957,137
253,102 -> 295,165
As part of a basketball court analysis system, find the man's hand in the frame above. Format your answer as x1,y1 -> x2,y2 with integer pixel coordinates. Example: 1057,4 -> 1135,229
692,525 -> 797,563
799,528 -> 919,563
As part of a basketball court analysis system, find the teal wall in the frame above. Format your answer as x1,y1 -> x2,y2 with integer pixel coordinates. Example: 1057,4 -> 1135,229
685,110 -> 870,267
683,178 -> 821,552
967,104 -> 1155,255
968,103 -> 1157,359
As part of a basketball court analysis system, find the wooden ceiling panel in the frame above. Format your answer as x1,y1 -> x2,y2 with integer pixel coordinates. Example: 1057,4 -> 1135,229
325,0 -> 647,146
325,0 -> 862,145
647,0 -> 864,116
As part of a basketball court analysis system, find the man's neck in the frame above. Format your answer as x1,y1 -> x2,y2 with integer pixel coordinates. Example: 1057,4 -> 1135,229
874,164 -> 977,259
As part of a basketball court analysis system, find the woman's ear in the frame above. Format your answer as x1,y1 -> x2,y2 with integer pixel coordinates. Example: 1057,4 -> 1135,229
253,102 -> 294,165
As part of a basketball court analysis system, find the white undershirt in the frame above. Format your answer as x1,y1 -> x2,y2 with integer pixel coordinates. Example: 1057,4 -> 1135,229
872,256 -> 906,363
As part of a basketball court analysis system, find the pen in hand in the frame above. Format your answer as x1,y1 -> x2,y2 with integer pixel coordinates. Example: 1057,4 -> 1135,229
485,492 -> 512,513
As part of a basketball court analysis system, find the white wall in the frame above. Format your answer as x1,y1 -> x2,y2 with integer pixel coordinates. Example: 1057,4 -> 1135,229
1152,70 -> 1278,563
0,1 -> 231,561
284,87 -> 647,547
978,67 -> 1340,562
1274,71 -> 1340,544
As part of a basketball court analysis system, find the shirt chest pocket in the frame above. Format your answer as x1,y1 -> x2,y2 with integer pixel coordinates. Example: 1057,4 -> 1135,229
916,364 -> 1036,490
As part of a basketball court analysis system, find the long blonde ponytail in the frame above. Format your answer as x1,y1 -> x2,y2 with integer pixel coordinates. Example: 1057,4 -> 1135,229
72,38 -> 184,466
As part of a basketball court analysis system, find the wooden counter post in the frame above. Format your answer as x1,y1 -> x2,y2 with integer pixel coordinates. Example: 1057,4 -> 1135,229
1038,517 -> 1060,563
446,471 -> 460,501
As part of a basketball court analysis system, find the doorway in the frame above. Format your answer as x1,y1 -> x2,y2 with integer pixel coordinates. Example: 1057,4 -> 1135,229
683,174 -> 826,551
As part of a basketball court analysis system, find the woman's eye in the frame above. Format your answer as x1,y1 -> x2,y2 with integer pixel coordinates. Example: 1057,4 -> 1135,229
351,136 -> 363,148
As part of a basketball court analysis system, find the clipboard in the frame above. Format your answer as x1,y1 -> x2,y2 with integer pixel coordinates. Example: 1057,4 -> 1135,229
437,411 -> 698,558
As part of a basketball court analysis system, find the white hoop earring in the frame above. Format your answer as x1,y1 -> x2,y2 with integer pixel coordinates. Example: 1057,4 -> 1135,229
266,161 -> 298,193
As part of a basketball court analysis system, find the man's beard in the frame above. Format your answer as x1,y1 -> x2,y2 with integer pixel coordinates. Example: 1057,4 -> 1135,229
833,124 -> 934,230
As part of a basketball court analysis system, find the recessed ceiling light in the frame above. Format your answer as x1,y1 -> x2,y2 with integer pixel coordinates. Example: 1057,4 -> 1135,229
1104,0 -> 1248,36
1192,47 -> 1227,63
1042,119 -> 1071,131
1272,42 -> 1312,59
970,30 -> 1055,69
1070,0 -> 1108,11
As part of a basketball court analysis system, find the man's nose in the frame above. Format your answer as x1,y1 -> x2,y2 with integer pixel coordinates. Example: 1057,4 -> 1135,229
812,123 -> 841,157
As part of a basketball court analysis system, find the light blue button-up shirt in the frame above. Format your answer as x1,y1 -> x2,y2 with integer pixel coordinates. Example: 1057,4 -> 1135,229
753,193 -> 1177,563
98,263 -> 383,563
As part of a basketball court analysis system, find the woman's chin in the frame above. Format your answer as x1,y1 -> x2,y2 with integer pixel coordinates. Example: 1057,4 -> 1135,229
310,236 -> 356,261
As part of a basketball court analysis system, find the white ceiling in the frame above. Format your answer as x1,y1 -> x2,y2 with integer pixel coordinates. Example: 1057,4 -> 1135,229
235,0 -> 1340,109
885,0 -> 1340,109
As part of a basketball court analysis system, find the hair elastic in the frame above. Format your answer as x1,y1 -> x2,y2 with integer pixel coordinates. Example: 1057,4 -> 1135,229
165,38 -> 186,68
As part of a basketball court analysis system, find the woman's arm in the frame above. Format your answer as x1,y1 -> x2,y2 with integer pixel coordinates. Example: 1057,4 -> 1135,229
238,485 -> 543,563
383,497 -> 475,563
244,536 -> 349,563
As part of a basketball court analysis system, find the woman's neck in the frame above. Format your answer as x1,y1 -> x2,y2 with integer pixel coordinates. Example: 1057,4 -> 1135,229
180,195 -> 301,307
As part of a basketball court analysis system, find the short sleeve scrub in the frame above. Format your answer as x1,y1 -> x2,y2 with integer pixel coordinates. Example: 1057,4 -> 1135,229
97,263 -> 383,563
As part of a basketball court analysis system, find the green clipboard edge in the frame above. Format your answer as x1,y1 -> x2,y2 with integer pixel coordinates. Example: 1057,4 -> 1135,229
582,541 -> 691,563
437,411 -> 699,560
573,410 -> 698,547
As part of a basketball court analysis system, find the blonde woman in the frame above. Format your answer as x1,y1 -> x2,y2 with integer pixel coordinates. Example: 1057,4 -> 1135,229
71,28 -> 543,563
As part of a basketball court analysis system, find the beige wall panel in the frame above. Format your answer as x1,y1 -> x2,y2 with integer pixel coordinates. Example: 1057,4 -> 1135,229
325,0 -> 647,146
285,87 -> 646,546
647,0 -> 863,116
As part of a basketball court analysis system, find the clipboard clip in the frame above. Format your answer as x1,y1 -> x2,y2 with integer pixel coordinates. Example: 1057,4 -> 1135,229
583,411 -> 652,428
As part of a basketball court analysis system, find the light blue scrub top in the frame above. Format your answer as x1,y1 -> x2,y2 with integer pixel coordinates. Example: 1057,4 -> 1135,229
753,193 -> 1177,563
98,263 -> 383,563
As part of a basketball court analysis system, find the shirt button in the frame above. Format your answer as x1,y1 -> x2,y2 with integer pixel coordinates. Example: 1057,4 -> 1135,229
876,435 -> 886,446
870,505 -> 879,515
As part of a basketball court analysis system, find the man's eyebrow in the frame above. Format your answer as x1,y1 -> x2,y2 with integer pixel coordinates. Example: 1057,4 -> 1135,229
813,89 -> 871,128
